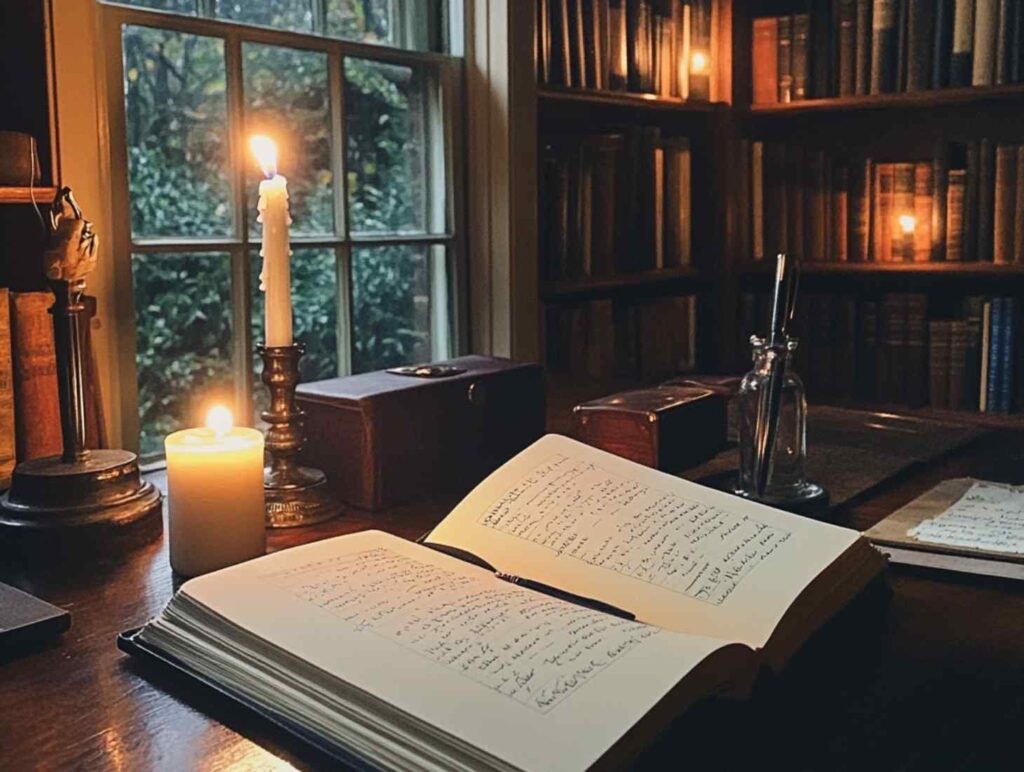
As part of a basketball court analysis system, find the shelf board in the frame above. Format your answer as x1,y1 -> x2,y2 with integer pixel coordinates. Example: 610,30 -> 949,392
748,83 -> 1024,116
740,261 -> 1024,277
828,401 -> 1024,431
538,86 -> 719,113
0,186 -> 58,205
542,265 -> 709,300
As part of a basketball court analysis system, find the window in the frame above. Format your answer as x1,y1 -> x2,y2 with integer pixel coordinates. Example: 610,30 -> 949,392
102,0 -> 463,458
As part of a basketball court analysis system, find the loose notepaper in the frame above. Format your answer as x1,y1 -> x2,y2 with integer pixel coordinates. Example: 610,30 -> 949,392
908,481 -> 1024,554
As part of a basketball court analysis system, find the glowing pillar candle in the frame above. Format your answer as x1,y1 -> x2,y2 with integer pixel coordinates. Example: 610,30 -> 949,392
251,135 -> 293,347
165,406 -> 266,577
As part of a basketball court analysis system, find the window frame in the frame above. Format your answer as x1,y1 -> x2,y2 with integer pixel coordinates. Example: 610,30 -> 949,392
98,1 -> 468,454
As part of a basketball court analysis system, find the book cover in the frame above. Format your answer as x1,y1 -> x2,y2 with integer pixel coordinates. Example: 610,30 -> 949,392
932,0 -> 956,88
849,156 -> 873,262
995,0 -> 1013,84
929,320 -> 953,409
976,138 -> 996,262
662,138 -> 692,266
963,141 -> 980,261
833,163 -> 850,261
855,0 -> 874,94
913,161 -> 934,262
962,295 -> 985,409
980,300 -> 992,411
931,152 -> 949,262
0,289 -> 14,489
999,297 -> 1016,412
609,0 -> 629,90
948,319 -> 969,409
972,0 -> 999,85
906,294 -> 930,407
10,292 -> 62,463
906,0 -> 936,91
870,0 -> 899,93
810,0 -> 834,98
985,297 -> 1004,411
993,143 -> 1017,264
945,168 -> 967,261
838,0 -> 858,95
752,141 -> 765,260
1014,146 -> 1024,263
752,17 -> 779,104
950,0 -> 976,87
551,0 -> 574,87
778,16 -> 795,102
792,14 -> 811,100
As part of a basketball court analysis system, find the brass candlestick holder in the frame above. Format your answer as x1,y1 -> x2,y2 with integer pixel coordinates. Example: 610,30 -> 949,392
259,342 -> 342,528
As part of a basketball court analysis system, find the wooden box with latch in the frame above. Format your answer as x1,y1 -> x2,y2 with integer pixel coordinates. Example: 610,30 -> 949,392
295,356 -> 545,510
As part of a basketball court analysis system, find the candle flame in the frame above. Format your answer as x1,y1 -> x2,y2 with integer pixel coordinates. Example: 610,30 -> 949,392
250,135 -> 278,178
691,50 -> 709,75
898,214 -> 916,234
206,405 -> 233,438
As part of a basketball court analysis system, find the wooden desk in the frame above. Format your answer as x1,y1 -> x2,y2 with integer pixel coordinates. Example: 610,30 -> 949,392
2,416 -> 1024,770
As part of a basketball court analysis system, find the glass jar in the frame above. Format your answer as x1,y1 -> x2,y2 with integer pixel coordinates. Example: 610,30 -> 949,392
737,334 -> 809,502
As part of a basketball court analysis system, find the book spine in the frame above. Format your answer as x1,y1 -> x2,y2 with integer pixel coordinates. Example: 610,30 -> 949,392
906,0 -> 935,91
963,141 -> 980,261
962,296 -> 984,408
833,163 -> 850,261
538,0 -> 552,84
752,141 -> 765,260
946,168 -> 966,261
948,319 -> 968,409
792,14 -> 811,100
994,143 -> 1018,264
932,0 -> 955,88
1013,0 -> 1024,83
950,0 -> 976,87
906,294 -> 929,407
977,138 -> 996,262
913,161 -> 933,262
805,148 -> 827,259
855,0 -> 874,94
778,16 -> 794,103
609,0 -> 629,89
972,0 -> 999,85
931,153 -> 949,262
1014,146 -> 1024,263
811,0 -> 833,98
752,17 -> 780,104
1000,297 -> 1016,412
929,320 -> 952,409
849,156 -> 873,261
653,145 -> 665,268
786,143 -> 805,258
675,1 -> 690,98
980,300 -> 992,410
838,0 -> 858,96
572,0 -> 588,88
0,290 -> 14,489
677,140 -> 692,264
10,292 -> 62,462
986,297 -> 1003,411
581,0 -> 600,90
895,163 -> 916,261
874,162 -> 896,262
995,0 -> 1012,84
870,0 -> 899,93
688,0 -> 711,100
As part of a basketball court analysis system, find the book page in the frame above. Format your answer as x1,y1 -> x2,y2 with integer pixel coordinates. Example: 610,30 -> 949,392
178,531 -> 740,772
428,434 -> 862,649
908,480 -> 1024,554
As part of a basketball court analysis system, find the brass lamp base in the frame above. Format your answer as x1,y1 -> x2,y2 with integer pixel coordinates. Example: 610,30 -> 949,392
0,449 -> 163,549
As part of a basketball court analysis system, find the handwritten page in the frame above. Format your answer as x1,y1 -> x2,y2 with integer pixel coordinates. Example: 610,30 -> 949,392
478,453 -> 793,606
267,546 -> 658,713
908,481 -> 1024,554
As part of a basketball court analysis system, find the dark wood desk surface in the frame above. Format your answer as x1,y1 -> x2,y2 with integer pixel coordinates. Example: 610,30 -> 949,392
3,406 -> 1024,770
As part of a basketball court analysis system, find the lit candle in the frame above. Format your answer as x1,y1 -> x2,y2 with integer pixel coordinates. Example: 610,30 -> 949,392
165,406 -> 266,577
251,135 -> 293,347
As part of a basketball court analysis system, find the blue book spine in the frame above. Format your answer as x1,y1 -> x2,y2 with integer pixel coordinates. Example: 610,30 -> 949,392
1000,298 -> 1016,413
987,298 -> 1004,412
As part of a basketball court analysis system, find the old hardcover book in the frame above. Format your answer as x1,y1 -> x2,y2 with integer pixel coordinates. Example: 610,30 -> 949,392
874,163 -> 895,262
870,0 -> 899,93
995,0 -> 1013,83
932,0 -> 955,87
945,168 -> 967,261
654,0 -> 676,96
538,0 -> 552,84
849,157 -> 873,262
126,435 -> 885,772
0,289 -> 14,489
855,0 -> 874,94
792,14 -> 811,99
837,0 -> 858,95
948,319 -> 969,409
976,139 -> 996,262
962,295 -> 985,408
810,0 -> 833,97
913,161 -> 933,262
832,163 -> 850,261
609,0 -> 629,89
998,297 -> 1015,412
550,0 -> 573,87
972,0 -> 999,85
581,0 -> 600,89
688,0 -> 711,100
1014,146 -> 1024,263
950,0 -> 976,87
752,141 -> 765,260
778,15 -> 794,102
906,0 -> 935,91
674,0 -> 690,98
906,294 -> 930,407
10,292 -> 61,462
928,320 -> 953,409
569,0 -> 588,88
588,135 -> 622,277
931,153 -> 949,262
653,145 -> 665,269
993,144 -> 1018,264
752,17 -> 779,104
963,141 -> 980,261
805,148 -> 827,260
663,137 -> 692,266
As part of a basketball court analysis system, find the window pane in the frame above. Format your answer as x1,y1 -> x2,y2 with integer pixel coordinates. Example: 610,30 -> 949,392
351,244 -> 433,372
132,252 -> 234,458
213,0 -> 314,33
123,26 -> 231,239
243,44 -> 335,237
251,249 -> 339,416
345,58 -> 438,235
327,0 -> 446,51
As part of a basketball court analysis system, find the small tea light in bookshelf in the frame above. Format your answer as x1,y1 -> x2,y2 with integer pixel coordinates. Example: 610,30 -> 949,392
898,214 -> 917,234
898,214 -> 917,261
690,50 -> 710,75
165,405 -> 266,577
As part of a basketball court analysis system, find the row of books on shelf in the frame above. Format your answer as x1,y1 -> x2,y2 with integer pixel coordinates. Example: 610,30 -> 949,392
740,290 -> 1021,413
538,0 -> 712,99
753,1 -> 1024,104
742,139 -> 1024,264
541,128 -> 692,280
545,294 -> 697,379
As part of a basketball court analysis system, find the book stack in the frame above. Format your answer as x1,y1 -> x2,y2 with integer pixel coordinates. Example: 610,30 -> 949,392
539,0 -> 712,99
744,139 -> 1024,264
545,293 -> 698,379
753,0 -> 1024,103
540,129 -> 692,280
740,290 -> 1022,414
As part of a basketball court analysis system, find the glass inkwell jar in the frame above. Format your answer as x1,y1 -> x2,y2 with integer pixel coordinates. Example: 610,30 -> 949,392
735,333 -> 828,514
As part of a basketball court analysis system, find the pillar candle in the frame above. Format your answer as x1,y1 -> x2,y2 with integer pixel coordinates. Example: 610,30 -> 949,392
251,135 -> 293,347
165,407 -> 266,577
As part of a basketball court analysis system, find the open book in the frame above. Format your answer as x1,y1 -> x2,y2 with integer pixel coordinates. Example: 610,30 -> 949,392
124,435 -> 885,771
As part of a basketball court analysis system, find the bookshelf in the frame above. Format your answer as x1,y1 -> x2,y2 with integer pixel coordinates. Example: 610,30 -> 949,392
0,187 -> 57,206
531,0 -> 1024,427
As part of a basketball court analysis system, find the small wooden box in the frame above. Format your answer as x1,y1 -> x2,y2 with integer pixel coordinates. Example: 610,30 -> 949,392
572,386 -> 726,471
295,356 -> 545,511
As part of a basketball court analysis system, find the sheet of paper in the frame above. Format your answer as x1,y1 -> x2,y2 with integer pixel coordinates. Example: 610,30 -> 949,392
179,531 -> 735,772
908,481 -> 1024,554
428,434 -> 861,649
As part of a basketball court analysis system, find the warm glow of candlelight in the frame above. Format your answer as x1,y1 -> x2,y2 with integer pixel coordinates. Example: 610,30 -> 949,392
691,50 -> 709,74
206,405 -> 233,437
250,135 -> 278,178
898,214 -> 916,234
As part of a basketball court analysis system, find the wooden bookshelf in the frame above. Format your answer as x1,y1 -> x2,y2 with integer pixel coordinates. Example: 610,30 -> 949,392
538,86 -> 720,113
748,83 -> 1024,117
542,265 -> 709,301
740,262 -> 1024,277
0,186 -> 57,205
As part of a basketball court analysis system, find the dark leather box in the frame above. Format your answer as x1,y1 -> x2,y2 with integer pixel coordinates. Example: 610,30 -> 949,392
572,385 -> 726,472
296,356 -> 545,511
